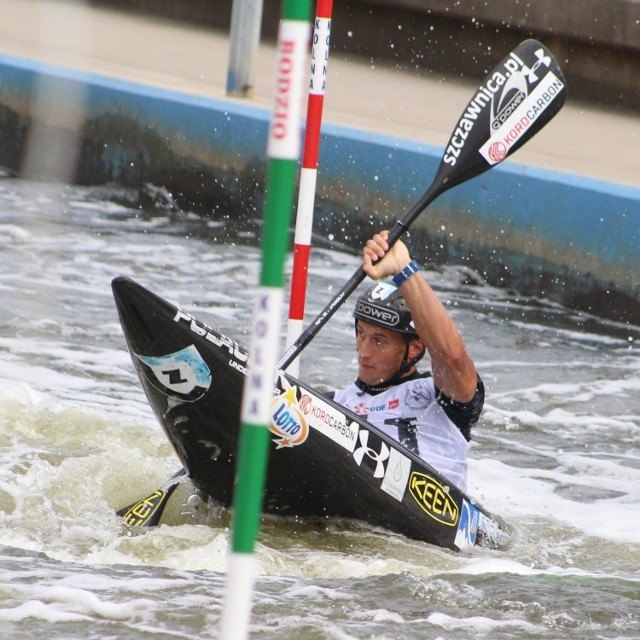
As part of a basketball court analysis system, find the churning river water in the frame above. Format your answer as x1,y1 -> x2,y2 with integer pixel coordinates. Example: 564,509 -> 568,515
0,176 -> 638,639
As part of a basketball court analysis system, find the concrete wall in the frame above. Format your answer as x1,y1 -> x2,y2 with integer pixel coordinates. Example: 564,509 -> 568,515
1,53 -> 639,324
91,0 -> 640,112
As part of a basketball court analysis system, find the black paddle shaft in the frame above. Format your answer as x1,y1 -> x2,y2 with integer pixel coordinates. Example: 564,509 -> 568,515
278,39 -> 567,371
278,182 -> 439,370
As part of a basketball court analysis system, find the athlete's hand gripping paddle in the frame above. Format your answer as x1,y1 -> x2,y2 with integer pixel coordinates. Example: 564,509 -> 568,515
278,38 -> 567,371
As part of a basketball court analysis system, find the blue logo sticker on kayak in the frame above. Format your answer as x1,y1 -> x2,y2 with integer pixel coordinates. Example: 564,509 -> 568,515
136,345 -> 211,401
454,499 -> 480,549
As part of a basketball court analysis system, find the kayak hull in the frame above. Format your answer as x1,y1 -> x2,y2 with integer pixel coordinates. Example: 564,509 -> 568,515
112,276 -> 509,551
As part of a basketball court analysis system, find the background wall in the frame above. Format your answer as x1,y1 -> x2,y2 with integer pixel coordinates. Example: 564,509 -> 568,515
1,53 -> 638,324
91,0 -> 640,112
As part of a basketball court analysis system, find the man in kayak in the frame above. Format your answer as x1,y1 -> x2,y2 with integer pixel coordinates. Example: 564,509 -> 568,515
331,230 -> 483,491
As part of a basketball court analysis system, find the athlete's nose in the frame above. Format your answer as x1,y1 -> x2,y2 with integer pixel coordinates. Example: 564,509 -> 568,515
357,335 -> 374,359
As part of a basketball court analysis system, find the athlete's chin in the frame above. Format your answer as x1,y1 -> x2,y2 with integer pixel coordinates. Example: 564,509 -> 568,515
358,369 -> 382,386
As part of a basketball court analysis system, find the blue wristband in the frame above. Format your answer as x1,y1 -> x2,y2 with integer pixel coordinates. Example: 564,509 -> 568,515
392,260 -> 420,287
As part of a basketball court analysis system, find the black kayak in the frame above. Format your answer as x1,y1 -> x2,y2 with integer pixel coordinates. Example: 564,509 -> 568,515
112,276 -> 510,551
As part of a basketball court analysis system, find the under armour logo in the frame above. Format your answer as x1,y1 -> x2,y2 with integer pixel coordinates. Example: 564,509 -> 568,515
353,430 -> 390,478
521,48 -> 551,83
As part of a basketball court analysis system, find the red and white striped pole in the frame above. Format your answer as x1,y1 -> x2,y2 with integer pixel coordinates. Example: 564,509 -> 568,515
285,0 -> 333,377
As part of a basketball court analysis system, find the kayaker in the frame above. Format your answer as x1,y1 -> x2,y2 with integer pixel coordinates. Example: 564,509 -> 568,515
330,230 -> 483,491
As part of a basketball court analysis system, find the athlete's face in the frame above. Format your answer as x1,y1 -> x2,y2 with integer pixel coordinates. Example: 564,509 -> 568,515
355,320 -> 409,386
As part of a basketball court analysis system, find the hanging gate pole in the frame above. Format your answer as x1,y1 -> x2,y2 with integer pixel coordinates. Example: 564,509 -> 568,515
227,0 -> 264,97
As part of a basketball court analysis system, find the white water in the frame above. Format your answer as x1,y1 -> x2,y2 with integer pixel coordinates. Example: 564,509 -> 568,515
0,178 -> 639,638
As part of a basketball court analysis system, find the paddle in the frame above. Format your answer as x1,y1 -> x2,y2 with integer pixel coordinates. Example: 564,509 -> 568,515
278,38 -> 567,371
116,469 -> 186,527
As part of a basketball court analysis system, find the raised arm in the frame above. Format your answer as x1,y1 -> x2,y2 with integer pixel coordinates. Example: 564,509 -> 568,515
362,230 -> 478,402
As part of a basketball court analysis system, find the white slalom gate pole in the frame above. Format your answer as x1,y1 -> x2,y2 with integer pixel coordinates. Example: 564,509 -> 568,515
284,0 -> 333,377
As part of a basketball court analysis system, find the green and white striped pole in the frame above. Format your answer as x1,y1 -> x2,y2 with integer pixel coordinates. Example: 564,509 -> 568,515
219,1 -> 311,638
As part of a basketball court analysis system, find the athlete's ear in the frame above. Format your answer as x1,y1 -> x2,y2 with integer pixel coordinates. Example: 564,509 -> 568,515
408,338 -> 426,360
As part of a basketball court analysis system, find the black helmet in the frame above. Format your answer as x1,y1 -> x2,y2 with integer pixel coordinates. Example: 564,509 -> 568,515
353,282 -> 417,336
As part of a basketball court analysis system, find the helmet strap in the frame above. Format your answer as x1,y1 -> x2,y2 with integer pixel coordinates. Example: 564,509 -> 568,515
397,336 -> 426,376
